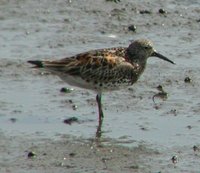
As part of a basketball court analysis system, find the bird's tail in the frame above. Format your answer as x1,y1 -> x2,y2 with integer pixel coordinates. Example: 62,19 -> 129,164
28,60 -> 44,68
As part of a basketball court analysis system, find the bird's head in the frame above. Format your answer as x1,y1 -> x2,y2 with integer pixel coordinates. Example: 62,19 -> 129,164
126,39 -> 175,65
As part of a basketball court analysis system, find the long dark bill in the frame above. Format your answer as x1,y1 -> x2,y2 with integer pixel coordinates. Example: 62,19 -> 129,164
28,60 -> 44,68
152,52 -> 175,64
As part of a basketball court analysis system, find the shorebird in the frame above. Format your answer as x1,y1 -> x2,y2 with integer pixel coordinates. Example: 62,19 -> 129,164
28,39 -> 174,135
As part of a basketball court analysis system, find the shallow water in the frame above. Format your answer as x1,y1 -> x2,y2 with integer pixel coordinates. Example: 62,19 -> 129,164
1,0 -> 200,172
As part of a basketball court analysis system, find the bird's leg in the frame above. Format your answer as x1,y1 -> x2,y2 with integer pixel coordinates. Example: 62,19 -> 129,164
96,93 -> 104,121
96,119 -> 103,138
96,93 -> 104,138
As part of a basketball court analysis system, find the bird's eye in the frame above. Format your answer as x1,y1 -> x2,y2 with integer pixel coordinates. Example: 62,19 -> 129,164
144,46 -> 150,50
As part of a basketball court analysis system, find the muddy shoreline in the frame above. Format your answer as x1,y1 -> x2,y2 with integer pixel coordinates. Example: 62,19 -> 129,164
1,0 -> 200,172
0,133 -> 159,173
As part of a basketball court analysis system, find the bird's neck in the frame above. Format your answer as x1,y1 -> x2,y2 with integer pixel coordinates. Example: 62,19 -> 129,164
125,51 -> 147,72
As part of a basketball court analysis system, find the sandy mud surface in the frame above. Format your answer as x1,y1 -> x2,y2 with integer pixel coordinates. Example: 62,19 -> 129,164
1,0 -> 200,172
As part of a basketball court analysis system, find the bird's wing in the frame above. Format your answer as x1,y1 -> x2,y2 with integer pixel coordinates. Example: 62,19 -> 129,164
28,47 -> 139,83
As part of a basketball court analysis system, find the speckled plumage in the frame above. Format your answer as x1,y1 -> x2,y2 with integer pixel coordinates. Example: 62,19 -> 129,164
28,39 -> 174,135
30,48 -> 139,90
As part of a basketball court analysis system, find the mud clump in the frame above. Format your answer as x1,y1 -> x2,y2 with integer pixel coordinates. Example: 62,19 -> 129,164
128,25 -> 137,32
158,8 -> 167,14
63,117 -> 78,125
27,151 -> 36,158
139,10 -> 151,14
184,77 -> 192,83
60,87 -> 74,93
106,0 -> 120,3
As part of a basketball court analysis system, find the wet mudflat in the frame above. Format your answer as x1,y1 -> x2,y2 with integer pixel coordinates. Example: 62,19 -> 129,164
1,0 -> 200,172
